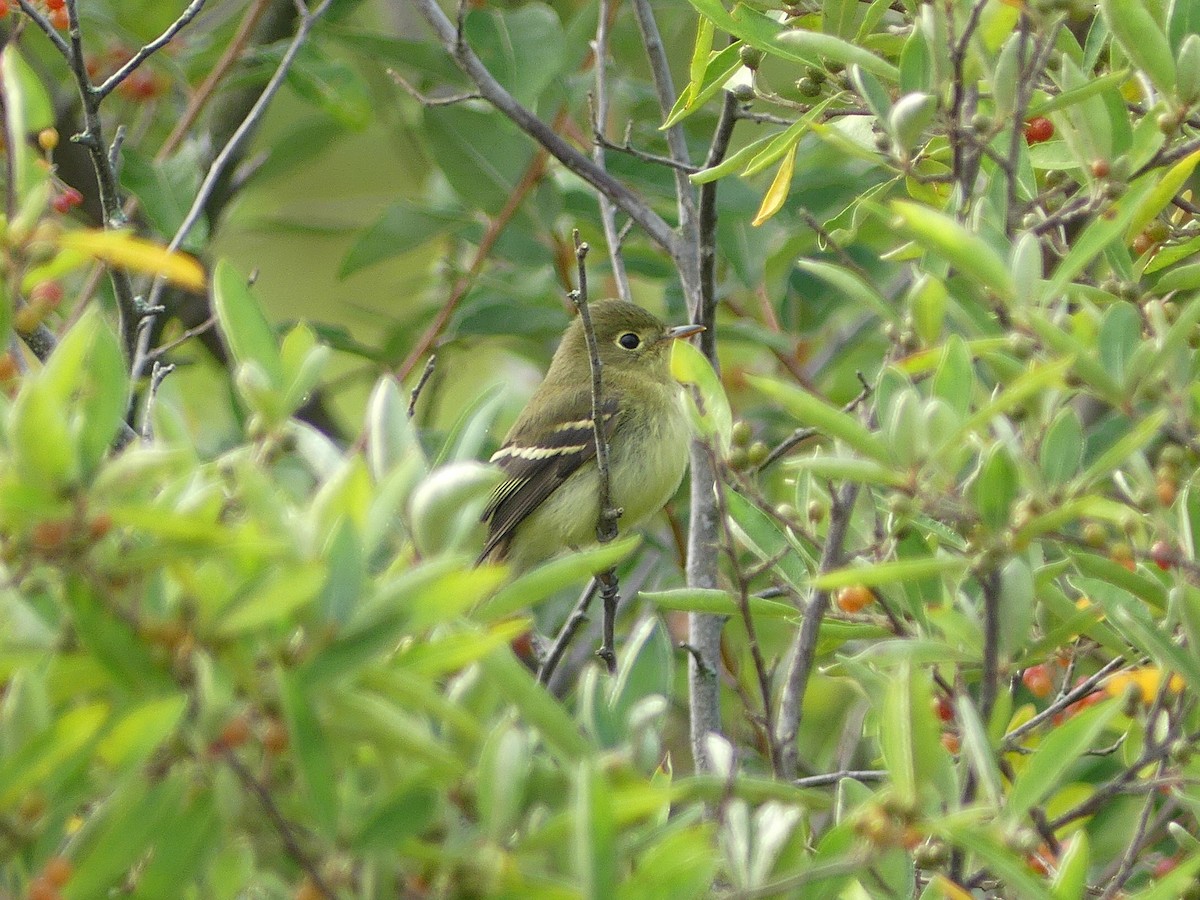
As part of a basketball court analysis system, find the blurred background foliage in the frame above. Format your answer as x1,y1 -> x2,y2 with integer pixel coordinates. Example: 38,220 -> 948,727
5,0 -> 1200,897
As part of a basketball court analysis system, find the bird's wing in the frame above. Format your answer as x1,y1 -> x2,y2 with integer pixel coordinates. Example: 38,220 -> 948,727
478,392 -> 619,564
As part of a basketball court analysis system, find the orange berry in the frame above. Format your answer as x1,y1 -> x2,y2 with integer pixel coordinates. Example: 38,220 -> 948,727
1156,478 -> 1177,506
31,519 -> 71,554
0,353 -> 18,381
28,876 -> 60,900
37,128 -> 58,152
0,0 -> 10,18
1132,232 -> 1154,255
49,6 -> 68,29
262,718 -> 289,754
30,281 -> 63,310
294,877 -> 323,900
42,857 -> 72,888
1022,664 -> 1053,698
87,513 -> 113,540
835,584 -> 874,613
940,731 -> 960,754
46,0 -> 64,9
1090,158 -> 1110,178
218,715 -> 251,749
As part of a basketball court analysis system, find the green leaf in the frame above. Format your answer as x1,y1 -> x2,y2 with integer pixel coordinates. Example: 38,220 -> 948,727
815,555 -> 967,591
1039,408 -> 1084,486
1051,831 -> 1089,900
212,259 -> 284,388
479,649 -> 592,760
1099,0 -> 1176,97
280,670 -> 339,836
216,563 -> 326,636
889,201 -> 1015,300
747,375 -> 889,463
663,41 -> 743,129
479,535 -> 641,621
640,588 -> 797,618
1126,146 -> 1200,242
97,695 -> 187,770
1005,700 -> 1118,820
796,260 -> 898,322
340,203 -> 462,278
955,695 -> 1003,808
971,444 -> 1019,532
286,44 -> 373,130
575,762 -> 618,900
672,340 -> 733,451
1072,409 -> 1168,491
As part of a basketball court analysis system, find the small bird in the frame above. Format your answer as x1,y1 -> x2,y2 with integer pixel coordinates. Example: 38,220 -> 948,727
478,299 -> 704,572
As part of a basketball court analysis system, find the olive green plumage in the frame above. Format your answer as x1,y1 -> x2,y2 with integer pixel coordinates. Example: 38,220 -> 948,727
479,300 -> 701,572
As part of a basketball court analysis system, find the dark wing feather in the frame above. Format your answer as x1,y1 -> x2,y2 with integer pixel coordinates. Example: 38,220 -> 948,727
478,396 -> 618,563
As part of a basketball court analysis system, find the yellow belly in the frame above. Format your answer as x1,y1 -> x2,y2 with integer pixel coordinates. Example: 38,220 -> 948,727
505,389 -> 690,572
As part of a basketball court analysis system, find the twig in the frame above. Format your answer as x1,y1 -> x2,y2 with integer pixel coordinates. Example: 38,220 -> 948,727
775,480 -> 860,780
538,578 -> 601,685
396,147 -> 549,380
145,316 -> 215,362
978,569 -> 1001,722
18,0 -> 141,355
712,444 -> 779,772
93,0 -> 209,100
158,0 -> 274,161
793,769 -> 886,789
139,361 -> 175,441
388,69 -> 482,107
407,354 -> 437,418
597,125 -> 701,174
1001,657 -> 1126,749
589,0 -> 632,303
569,233 -> 622,672
410,0 -> 681,259
220,749 -> 335,899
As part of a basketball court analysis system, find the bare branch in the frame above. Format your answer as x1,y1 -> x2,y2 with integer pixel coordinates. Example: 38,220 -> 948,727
410,0 -> 680,259
590,0 -> 632,303
93,0 -> 209,100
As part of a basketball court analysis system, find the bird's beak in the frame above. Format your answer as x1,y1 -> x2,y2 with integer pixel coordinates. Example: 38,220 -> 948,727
664,323 -> 705,341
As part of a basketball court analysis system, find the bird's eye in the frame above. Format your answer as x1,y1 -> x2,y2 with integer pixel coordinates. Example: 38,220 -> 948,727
617,332 -> 641,350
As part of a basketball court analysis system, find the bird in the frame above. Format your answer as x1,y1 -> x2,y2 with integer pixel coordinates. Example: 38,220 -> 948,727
478,299 -> 704,573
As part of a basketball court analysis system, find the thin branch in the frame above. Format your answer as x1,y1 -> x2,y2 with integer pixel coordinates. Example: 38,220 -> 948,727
775,480 -> 860,780
1001,657 -> 1126,749
538,578 -> 601,686
978,569 -> 1001,722
410,0 -> 680,259
407,354 -> 437,418
93,0 -> 209,100
597,126 -> 701,174
569,234 -> 623,672
158,0 -> 274,160
388,69 -> 482,107
590,0 -> 632,303
396,146 -> 549,380
220,749 -> 335,900
794,769 -> 887,788
19,0 -> 141,354
145,316 -> 215,362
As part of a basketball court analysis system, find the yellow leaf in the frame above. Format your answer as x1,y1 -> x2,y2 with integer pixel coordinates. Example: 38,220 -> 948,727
751,143 -> 796,227
58,229 -> 206,292
930,876 -> 974,900
1104,667 -> 1184,703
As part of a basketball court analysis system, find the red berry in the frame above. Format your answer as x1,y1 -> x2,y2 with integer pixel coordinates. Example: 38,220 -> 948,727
30,281 -> 63,309
1022,664 -> 1053,698
1091,158 -> 1110,179
46,0 -> 64,9
0,1 -> 11,19
933,696 -> 954,722
1024,116 -> 1053,144
49,6 -> 68,29
940,731 -> 960,754
1151,540 -> 1174,571
51,194 -> 71,214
